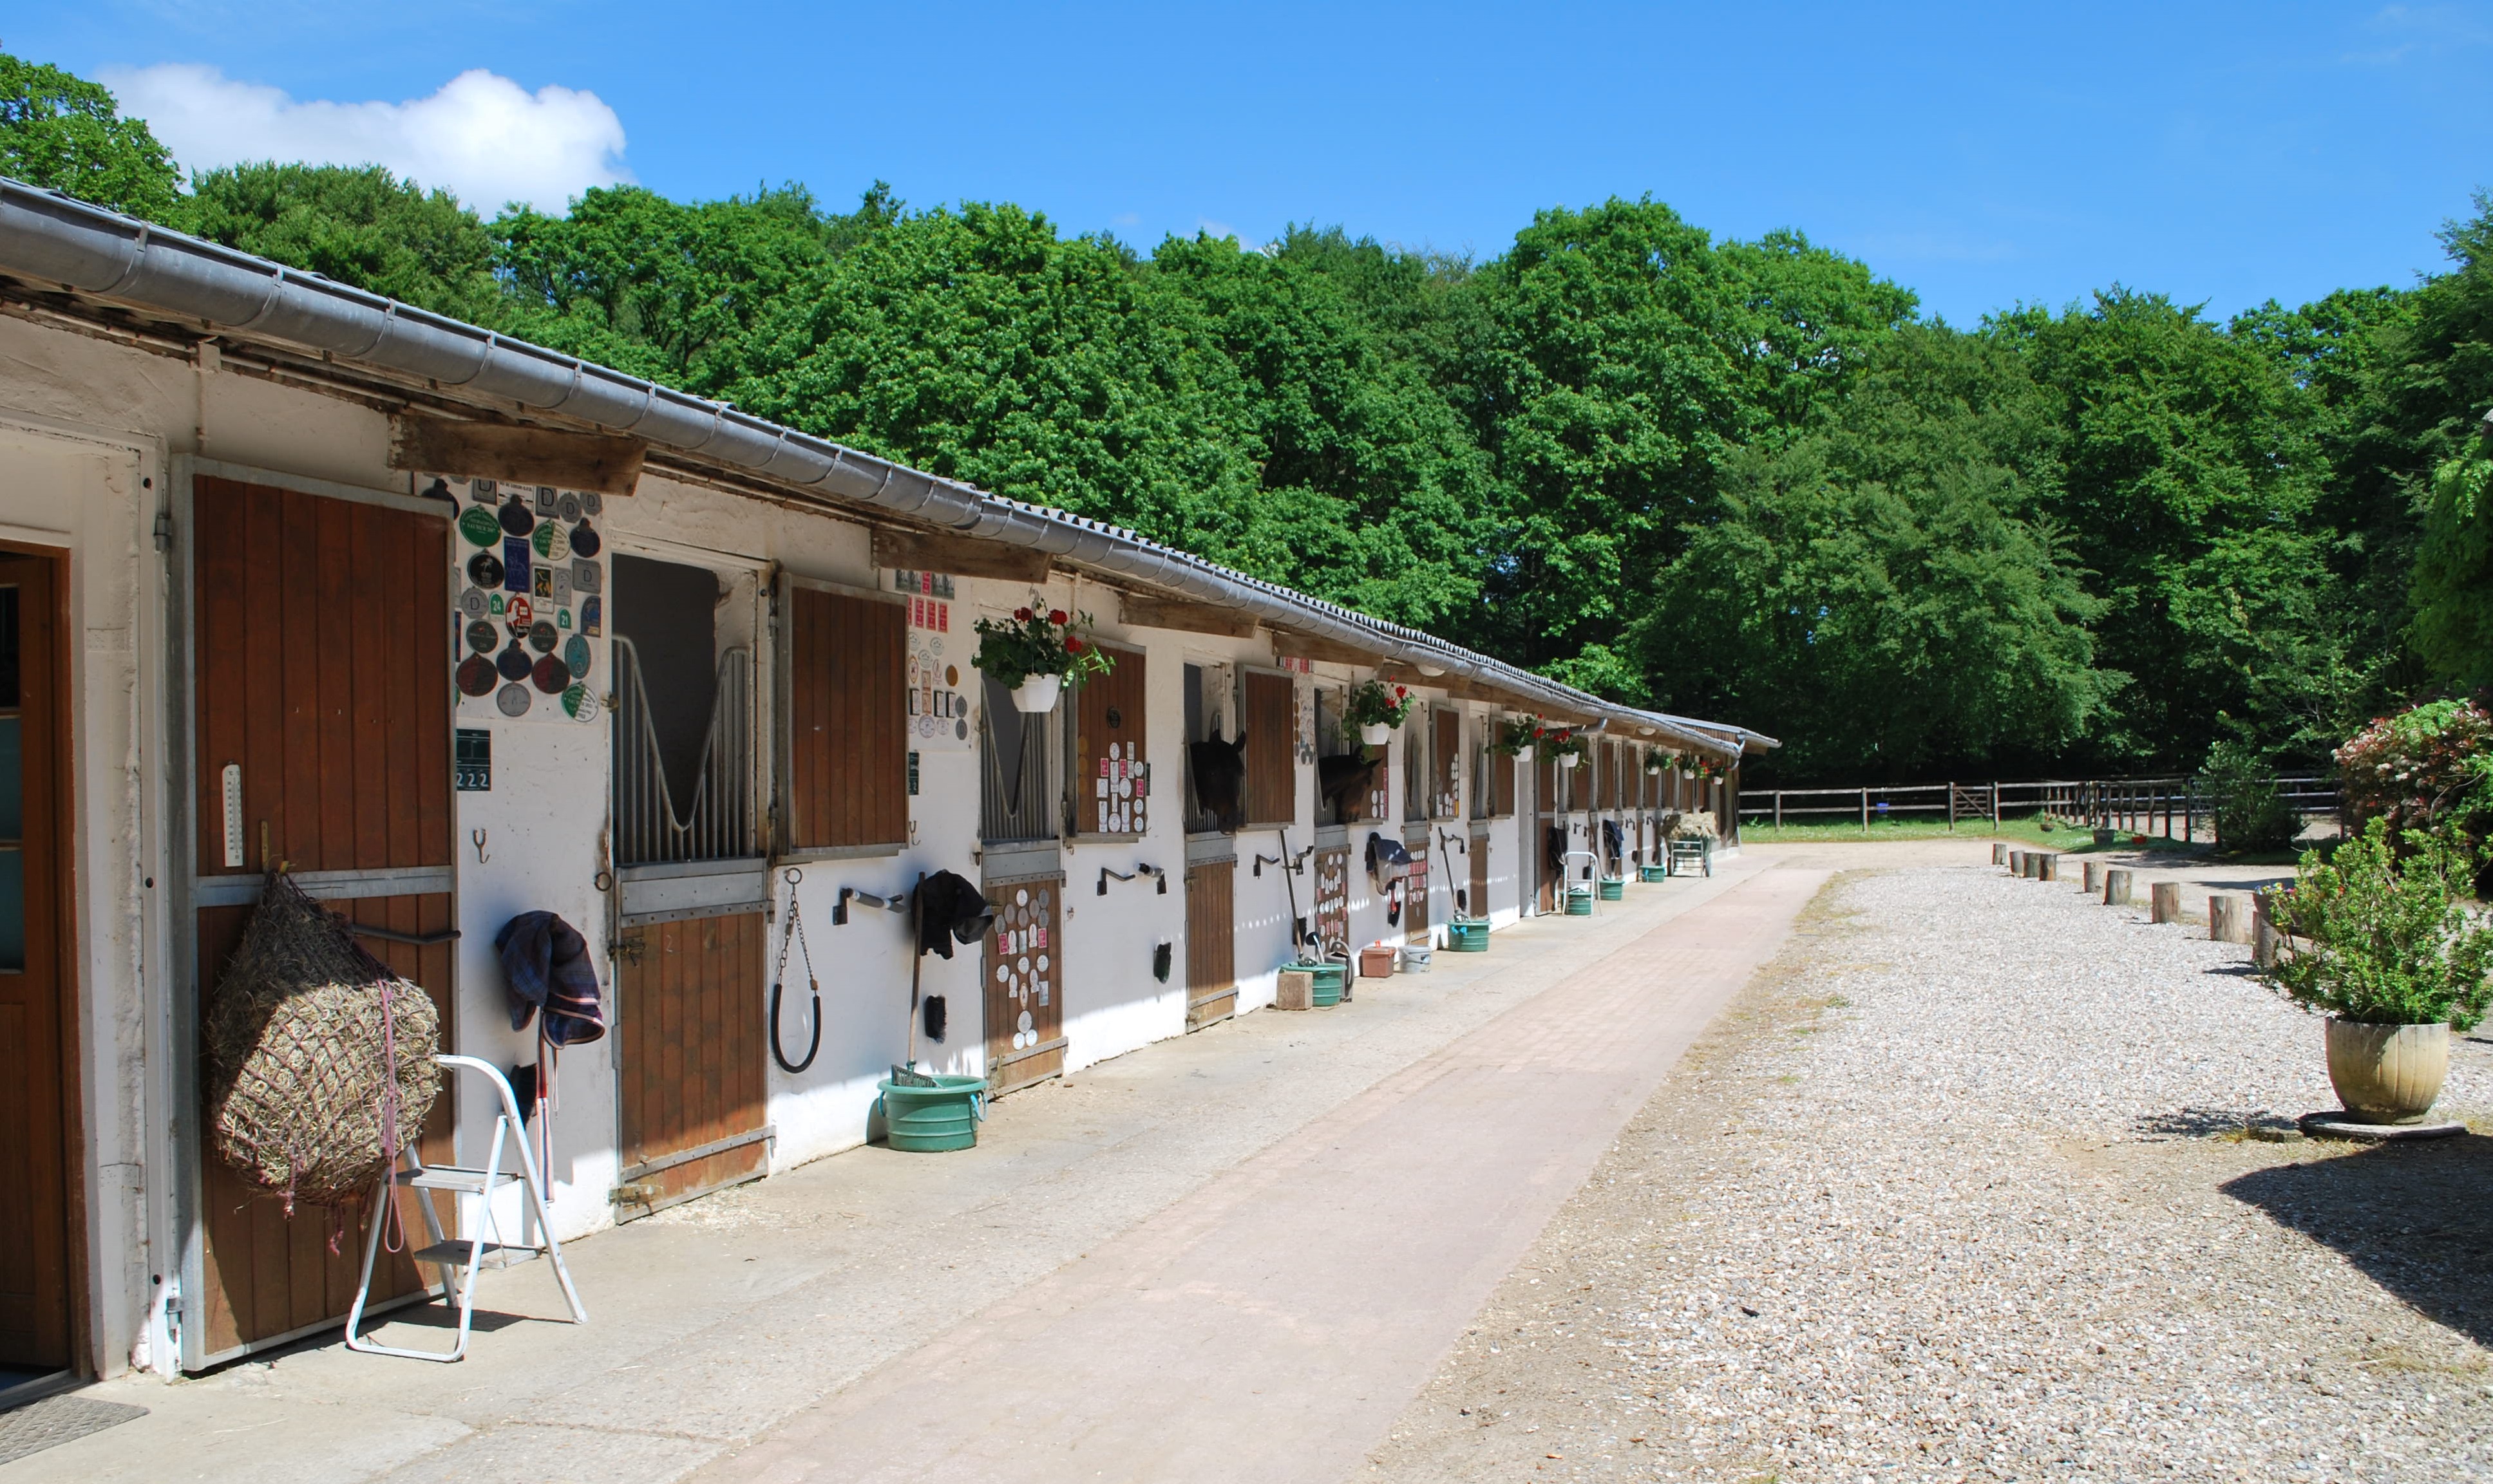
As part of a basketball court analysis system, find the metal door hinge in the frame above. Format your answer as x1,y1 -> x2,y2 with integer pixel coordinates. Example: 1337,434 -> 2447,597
614,932 -> 645,964
153,511 -> 174,552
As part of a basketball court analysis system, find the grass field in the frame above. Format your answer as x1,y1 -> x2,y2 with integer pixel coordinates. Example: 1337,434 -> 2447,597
1734,814 -> 2172,852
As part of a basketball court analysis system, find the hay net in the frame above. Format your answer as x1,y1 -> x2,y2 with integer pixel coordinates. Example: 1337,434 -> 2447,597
204,872 -> 442,1213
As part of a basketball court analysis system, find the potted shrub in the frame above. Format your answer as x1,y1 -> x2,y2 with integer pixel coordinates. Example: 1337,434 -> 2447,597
1493,715 -> 1539,757
2261,819 -> 2493,1124
1343,679 -> 1416,747
974,603 -> 1112,713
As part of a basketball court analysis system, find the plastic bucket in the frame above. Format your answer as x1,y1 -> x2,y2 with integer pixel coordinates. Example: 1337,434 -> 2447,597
1598,877 -> 1626,901
1447,919 -> 1490,952
1298,961 -> 1347,1006
877,1075 -> 987,1152
1401,946 -> 1433,973
1564,888 -> 1594,917
1639,865 -> 1669,883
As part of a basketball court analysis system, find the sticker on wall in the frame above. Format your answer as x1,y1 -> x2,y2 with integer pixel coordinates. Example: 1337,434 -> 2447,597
906,594 -> 972,752
437,473 -> 607,728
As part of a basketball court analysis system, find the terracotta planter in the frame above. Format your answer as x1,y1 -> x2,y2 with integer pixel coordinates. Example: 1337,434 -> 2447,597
2325,1018 -> 2449,1124
1010,674 -> 1063,713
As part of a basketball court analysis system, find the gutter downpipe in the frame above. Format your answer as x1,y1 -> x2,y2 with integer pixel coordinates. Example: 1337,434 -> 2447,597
0,180 -> 1745,757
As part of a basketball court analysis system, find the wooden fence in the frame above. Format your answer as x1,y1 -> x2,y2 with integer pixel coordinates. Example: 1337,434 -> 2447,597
1738,776 -> 2341,843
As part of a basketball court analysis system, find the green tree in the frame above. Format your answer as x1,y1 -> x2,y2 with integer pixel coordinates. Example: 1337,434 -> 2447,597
732,201 -> 1262,558
1638,326 -> 2116,778
1992,288 -> 2346,767
185,162 -> 503,320
0,50 -> 182,221
495,182 -> 886,395
2409,449 -> 2493,691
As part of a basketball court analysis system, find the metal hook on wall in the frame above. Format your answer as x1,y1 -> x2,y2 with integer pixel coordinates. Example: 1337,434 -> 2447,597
471,828 -> 490,865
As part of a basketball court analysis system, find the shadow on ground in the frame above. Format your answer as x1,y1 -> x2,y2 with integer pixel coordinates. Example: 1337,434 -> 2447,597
2223,1134 -> 2493,1348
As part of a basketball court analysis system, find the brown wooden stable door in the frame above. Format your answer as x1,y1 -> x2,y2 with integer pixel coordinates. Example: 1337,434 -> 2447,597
0,554 -> 75,1371
187,476 -> 457,1363
984,876 -> 1065,1094
784,583 -> 907,852
1184,861 -> 1236,1031
1469,834 -> 1490,921
616,911 -> 769,1215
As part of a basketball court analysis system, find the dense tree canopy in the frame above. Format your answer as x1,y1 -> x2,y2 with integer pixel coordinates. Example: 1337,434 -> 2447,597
10,47 -> 2490,784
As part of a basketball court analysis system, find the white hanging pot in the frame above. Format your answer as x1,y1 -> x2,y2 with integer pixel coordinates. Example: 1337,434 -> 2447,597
1011,674 -> 1064,713
1559,753 -> 1579,769
1359,722 -> 1392,746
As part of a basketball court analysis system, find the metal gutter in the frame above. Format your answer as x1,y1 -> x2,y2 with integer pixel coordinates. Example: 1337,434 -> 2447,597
0,178 -> 1764,758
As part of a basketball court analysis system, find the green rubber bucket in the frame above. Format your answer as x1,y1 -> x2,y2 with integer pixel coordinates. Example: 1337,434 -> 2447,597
1447,919 -> 1490,952
1598,877 -> 1626,901
1640,865 -> 1669,883
1564,888 -> 1595,916
1296,961 -> 1347,1006
877,1075 -> 987,1152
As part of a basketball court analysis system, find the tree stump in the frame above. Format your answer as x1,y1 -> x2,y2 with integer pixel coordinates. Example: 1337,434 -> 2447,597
2083,859 -> 2106,893
2007,850 -> 2025,875
2252,892 -> 2282,968
2037,854 -> 2060,881
2103,867 -> 2133,905
2150,881 -> 2181,924
1991,843 -> 2008,865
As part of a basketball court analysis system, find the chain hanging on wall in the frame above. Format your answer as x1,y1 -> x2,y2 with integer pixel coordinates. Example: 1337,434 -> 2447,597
768,867 -> 821,1073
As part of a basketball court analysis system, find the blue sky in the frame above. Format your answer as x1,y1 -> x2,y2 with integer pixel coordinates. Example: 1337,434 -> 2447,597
15,1 -> 2492,324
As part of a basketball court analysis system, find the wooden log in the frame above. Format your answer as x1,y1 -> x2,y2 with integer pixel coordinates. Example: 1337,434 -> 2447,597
870,529 -> 1052,583
2150,881 -> 2181,924
2037,854 -> 2060,882
2083,859 -> 2106,894
2210,892 -> 2251,944
1991,843 -> 2008,865
2103,867 -> 2133,905
390,414 -> 645,496
2007,850 -> 2026,874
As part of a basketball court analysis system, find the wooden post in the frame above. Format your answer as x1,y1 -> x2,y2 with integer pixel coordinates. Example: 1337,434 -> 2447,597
1991,842 -> 2007,865
2083,859 -> 2105,894
1948,781 -> 1956,832
1774,791 -> 1783,828
1991,782 -> 2001,831
2150,881 -> 2181,924
2007,850 -> 2025,874
2103,867 -> 2133,905
2209,892 -> 2251,944
2038,853 -> 2059,882
1861,788 -> 1870,834
2253,891 -> 2282,968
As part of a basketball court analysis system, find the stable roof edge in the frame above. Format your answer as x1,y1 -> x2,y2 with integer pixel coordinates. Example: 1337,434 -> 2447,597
0,178 -> 1765,760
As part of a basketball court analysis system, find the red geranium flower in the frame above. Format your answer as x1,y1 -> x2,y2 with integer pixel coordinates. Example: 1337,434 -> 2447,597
1014,606 -> 1033,621
1048,609 -> 1068,626
1065,637 -> 1086,655
1394,686 -> 1407,699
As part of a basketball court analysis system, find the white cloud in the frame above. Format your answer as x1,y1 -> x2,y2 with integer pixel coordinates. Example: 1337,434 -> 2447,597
98,64 -> 631,213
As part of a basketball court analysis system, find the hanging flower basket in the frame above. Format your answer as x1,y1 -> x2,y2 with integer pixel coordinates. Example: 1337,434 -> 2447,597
1010,674 -> 1063,713
1342,679 -> 1416,749
975,603 -> 1111,714
1493,716 -> 1540,756
1537,728 -> 1589,768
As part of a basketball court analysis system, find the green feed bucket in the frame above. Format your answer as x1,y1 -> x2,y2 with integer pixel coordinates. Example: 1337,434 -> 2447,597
1598,877 -> 1626,901
877,1075 -> 987,1152
1447,919 -> 1490,952
1564,888 -> 1595,917
1296,961 -> 1347,1006
1639,865 -> 1669,883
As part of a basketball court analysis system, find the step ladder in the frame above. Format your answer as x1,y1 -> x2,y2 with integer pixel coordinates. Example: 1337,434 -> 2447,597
345,1054 -> 587,1361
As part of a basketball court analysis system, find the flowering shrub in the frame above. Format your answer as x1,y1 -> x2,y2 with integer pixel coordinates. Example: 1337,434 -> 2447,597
1342,679 -> 1416,738
972,603 -> 1114,691
2335,699 -> 2493,843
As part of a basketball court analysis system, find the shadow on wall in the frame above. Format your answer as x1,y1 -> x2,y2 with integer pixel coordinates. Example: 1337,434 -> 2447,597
2221,1134 -> 2493,1349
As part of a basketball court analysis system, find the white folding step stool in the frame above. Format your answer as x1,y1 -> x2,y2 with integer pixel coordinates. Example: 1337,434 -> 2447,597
345,1054 -> 587,1361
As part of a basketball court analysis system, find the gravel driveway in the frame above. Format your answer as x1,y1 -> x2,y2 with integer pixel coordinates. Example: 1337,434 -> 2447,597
1367,852 -> 2493,1483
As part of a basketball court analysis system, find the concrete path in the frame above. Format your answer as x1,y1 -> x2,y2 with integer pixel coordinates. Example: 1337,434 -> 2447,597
14,855 -> 1821,1484
700,863 -> 1825,1484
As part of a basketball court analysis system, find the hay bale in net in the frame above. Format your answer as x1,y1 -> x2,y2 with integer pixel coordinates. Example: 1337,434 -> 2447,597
204,873 -> 441,1213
